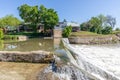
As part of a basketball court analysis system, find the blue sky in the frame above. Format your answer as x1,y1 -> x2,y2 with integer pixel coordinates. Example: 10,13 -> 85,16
0,0 -> 120,27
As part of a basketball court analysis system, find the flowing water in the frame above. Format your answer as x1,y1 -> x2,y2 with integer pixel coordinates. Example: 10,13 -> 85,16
62,38 -> 120,80
40,38 -> 95,80
71,43 -> 120,79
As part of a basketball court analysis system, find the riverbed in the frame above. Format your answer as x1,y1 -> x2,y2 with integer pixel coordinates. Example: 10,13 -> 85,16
0,62 -> 47,80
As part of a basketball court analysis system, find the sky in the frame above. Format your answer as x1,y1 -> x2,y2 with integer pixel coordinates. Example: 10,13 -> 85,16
0,0 -> 120,28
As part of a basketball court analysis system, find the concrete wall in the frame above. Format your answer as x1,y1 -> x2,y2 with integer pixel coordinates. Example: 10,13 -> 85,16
53,29 -> 62,38
0,51 -> 53,63
18,36 -> 28,41
69,36 -> 119,44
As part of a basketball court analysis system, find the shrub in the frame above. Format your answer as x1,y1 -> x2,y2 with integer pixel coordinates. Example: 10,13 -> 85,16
0,29 -> 4,39
115,28 -> 120,31
62,26 -> 72,37
3,35 -> 18,40
102,26 -> 112,34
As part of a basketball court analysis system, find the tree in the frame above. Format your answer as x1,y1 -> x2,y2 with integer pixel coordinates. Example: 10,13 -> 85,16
106,15 -> 116,28
80,22 -> 91,31
18,4 -> 59,32
18,4 -> 39,32
0,15 -> 21,28
62,26 -> 72,37
18,4 -> 39,23
89,17 -> 102,33
40,5 -> 59,30
98,14 -> 107,27
80,14 -> 116,34
80,16 -> 103,34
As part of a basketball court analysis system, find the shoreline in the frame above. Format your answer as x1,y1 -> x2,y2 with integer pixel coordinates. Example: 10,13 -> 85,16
69,34 -> 120,44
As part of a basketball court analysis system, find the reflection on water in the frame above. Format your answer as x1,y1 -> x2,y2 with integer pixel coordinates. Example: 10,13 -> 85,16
0,38 -> 54,52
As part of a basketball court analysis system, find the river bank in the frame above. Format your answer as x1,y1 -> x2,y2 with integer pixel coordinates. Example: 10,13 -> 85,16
69,31 -> 120,44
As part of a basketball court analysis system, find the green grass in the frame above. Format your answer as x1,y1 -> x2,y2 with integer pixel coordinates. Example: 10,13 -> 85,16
6,32 -> 43,38
112,31 -> 120,34
2,32 -> 43,41
70,31 -> 101,37
70,31 -> 117,38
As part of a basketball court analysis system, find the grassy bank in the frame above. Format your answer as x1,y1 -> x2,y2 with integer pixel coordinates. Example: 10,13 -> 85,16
70,31 -> 117,38
3,32 -> 43,40
4,35 -> 19,40
112,31 -> 120,34
7,32 -> 43,38
70,31 -> 100,37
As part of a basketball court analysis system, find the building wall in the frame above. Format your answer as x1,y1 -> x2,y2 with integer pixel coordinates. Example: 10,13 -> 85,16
54,22 -> 80,32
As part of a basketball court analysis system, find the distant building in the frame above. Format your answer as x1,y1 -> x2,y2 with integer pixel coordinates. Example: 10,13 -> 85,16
17,23 -> 44,32
54,21 -> 80,32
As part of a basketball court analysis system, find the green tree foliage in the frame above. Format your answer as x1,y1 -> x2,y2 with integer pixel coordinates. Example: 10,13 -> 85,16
18,4 -> 39,23
98,14 -> 107,27
0,29 -> 4,39
102,26 -> 112,34
62,26 -> 72,37
18,4 -> 59,32
18,4 -> 39,32
80,22 -> 91,31
0,15 -> 21,28
80,17 -> 102,34
80,14 -> 116,34
40,5 -> 59,30
89,17 -> 102,34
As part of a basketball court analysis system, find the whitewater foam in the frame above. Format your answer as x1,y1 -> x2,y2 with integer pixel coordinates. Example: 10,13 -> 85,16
72,44 -> 120,77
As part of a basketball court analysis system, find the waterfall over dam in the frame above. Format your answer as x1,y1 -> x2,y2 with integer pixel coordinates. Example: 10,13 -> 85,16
62,38 -> 120,80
